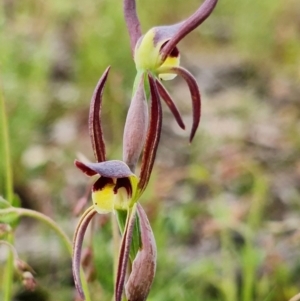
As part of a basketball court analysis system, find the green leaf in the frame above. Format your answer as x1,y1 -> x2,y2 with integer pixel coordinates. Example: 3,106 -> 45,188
115,208 -> 141,262
11,194 -> 21,208
0,193 -> 21,209
0,197 -> 11,209
0,209 -> 19,225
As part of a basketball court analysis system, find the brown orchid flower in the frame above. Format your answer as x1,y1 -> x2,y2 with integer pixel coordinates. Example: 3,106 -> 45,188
124,0 -> 218,142
73,67 -> 158,301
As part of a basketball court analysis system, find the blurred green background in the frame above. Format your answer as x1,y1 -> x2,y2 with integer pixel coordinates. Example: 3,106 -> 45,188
1,0 -> 300,300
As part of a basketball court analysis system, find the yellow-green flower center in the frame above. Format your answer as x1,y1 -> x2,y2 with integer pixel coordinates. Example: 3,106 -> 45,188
134,28 -> 180,80
92,175 -> 138,214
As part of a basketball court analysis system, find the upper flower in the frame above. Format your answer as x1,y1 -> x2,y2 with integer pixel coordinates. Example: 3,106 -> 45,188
124,0 -> 219,141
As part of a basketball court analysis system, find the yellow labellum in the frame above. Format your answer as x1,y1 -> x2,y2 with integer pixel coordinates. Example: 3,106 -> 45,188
114,187 -> 130,211
92,175 -> 139,214
92,183 -> 115,214
158,55 -> 180,80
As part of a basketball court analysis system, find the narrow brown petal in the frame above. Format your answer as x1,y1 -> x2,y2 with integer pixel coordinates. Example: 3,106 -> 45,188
160,0 -> 218,63
123,0 -> 142,55
74,160 -> 97,176
89,66 -> 110,163
155,79 -> 185,130
123,75 -> 148,172
72,206 -> 97,300
115,205 -> 137,301
138,74 -> 162,195
159,66 -> 201,142
125,204 -> 157,301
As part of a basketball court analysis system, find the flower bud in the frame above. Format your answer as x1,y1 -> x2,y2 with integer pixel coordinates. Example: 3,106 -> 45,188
22,271 -> 37,291
125,204 -> 156,301
123,76 -> 149,172
0,223 -> 11,237
14,258 -> 35,274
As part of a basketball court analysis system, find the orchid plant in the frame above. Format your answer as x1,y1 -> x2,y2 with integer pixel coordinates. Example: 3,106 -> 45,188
73,67 -> 160,301
72,1 -> 218,301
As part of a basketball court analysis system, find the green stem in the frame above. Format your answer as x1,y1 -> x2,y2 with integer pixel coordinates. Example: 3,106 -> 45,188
220,228 -> 237,301
0,80 -> 15,301
242,166 -> 267,301
0,207 -> 92,301
0,81 -> 13,204
0,240 -> 19,259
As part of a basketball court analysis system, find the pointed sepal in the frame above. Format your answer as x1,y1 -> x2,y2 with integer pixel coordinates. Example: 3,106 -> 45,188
160,0 -> 219,63
138,74 -> 162,196
158,66 -> 201,142
124,0 -> 142,55
89,67 -> 110,163
155,79 -> 185,130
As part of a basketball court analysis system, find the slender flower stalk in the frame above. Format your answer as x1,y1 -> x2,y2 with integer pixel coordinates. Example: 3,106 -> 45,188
0,76 -> 15,301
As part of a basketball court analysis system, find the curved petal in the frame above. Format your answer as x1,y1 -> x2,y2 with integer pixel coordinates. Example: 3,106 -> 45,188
72,206 -> 97,300
124,0 -> 142,56
138,74 -> 162,196
125,204 -> 157,301
75,160 -> 134,178
160,0 -> 218,63
115,205 -> 137,301
89,67 -> 110,163
158,66 -> 201,142
155,79 -> 185,130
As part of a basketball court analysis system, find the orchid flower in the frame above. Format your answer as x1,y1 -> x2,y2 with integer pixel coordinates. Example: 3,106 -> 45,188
73,67 -> 158,301
124,0 -> 218,142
